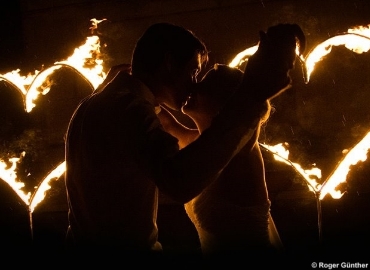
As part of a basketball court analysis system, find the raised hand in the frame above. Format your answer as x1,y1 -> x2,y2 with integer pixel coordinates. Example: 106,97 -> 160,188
241,23 -> 306,101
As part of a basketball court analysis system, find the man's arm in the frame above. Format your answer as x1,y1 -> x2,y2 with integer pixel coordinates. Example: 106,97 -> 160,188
157,105 -> 199,149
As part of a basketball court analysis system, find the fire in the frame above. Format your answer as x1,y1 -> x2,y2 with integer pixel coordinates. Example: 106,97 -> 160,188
0,69 -> 38,95
0,152 -> 30,205
319,132 -> 370,200
0,21 -> 370,216
260,136 -> 370,200
1,21 -> 105,113
304,33 -> 370,82
228,45 -> 258,68
0,19 -> 106,212
29,162 -> 65,213
230,23 -> 370,200
26,34 -> 105,113
25,65 -> 62,112
90,18 -> 107,34
55,35 -> 106,90
260,143 -> 323,194
348,24 -> 370,38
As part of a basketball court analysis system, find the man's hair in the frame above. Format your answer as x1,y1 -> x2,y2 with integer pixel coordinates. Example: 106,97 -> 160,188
131,23 -> 208,77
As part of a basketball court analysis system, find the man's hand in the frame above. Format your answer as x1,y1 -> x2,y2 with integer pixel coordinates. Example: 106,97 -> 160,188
241,23 -> 306,101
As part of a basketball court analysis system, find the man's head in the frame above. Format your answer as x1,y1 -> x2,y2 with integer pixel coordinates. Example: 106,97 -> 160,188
131,23 -> 208,110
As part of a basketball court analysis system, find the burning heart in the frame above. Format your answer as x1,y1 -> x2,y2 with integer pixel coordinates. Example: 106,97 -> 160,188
0,33 -> 104,212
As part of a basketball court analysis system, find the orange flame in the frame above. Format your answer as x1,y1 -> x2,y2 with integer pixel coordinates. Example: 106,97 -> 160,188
260,143 -> 322,194
228,45 -> 258,68
319,132 -> 370,199
230,23 -> 370,199
0,69 -> 39,95
0,19 -> 106,212
260,131 -> 370,200
55,35 -> 106,90
29,162 -> 65,213
0,152 -> 30,205
1,21 -> 370,214
304,33 -> 370,82
90,18 -> 107,34
1,24 -> 105,113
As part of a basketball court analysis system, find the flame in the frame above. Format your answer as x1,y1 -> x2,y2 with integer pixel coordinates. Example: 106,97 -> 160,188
90,18 -> 107,34
0,19 -> 107,212
0,69 -> 39,95
228,23 -> 370,200
304,24 -> 370,82
29,162 -> 65,213
26,35 -> 105,112
0,152 -> 31,205
25,65 -> 62,112
260,143 -> 322,194
1,21 -> 370,215
228,45 -> 258,68
304,33 -> 370,82
319,132 -> 370,200
260,131 -> 370,201
1,24 -> 105,113
55,35 -> 106,90
348,24 -> 370,38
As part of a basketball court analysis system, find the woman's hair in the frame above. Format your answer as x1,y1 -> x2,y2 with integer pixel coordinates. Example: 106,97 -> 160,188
131,23 -> 208,77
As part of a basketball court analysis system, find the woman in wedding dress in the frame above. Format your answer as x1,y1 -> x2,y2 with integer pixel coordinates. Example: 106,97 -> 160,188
158,64 -> 284,260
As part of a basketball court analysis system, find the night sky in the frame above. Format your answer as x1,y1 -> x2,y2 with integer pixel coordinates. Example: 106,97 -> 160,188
0,0 -> 23,72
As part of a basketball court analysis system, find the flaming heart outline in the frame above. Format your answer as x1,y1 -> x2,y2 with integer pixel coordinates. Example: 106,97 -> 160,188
230,29 -> 370,199
0,33 -> 103,212
233,27 -> 370,242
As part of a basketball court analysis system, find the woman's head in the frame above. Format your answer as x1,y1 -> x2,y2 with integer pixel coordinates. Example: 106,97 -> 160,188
131,23 -> 209,110
183,64 -> 272,132
182,64 -> 244,131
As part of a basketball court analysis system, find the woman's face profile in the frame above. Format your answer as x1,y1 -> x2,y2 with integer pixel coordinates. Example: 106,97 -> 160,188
183,65 -> 243,122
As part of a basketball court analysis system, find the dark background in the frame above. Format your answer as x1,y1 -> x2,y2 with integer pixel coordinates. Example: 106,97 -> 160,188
0,0 -> 370,265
